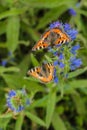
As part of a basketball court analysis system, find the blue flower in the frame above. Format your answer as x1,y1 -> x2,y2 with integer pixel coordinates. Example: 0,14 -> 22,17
63,23 -> 71,31
54,77 -> 58,83
54,60 -> 65,69
59,53 -> 64,60
1,60 -> 7,66
63,23 -> 78,40
50,21 -> 61,29
6,89 -> 30,113
54,61 -> 58,66
68,8 -> 76,16
70,44 -> 80,54
16,105 -> 24,113
8,90 -> 16,97
59,62 -> 65,68
54,68 -> 58,83
70,57 -> 82,70
68,2 -> 81,16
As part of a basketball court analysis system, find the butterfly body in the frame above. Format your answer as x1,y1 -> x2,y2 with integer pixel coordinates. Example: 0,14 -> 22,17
27,63 -> 54,83
32,28 -> 71,51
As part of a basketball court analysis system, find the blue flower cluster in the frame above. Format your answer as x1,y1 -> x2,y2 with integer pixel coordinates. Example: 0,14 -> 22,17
50,21 -> 61,29
49,21 -> 82,83
70,57 -> 82,71
70,44 -> 82,70
6,89 -> 30,113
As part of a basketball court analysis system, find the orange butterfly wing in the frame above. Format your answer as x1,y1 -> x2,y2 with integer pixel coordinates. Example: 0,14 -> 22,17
27,63 -> 54,83
32,28 -> 71,51
54,33 -> 71,45
32,39 -> 49,51
32,28 -> 62,51
32,31 -> 51,51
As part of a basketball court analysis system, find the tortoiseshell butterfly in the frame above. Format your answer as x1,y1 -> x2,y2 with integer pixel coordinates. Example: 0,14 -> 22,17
27,63 -> 54,83
32,28 -> 71,51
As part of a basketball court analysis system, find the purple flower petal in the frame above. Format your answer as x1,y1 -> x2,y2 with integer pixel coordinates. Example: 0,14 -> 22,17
68,8 -> 76,16
54,61 -> 58,66
54,77 -> 58,83
53,68 -> 58,83
49,21 -> 61,29
59,62 -> 65,68
71,44 -> 80,54
70,57 -> 82,70
59,53 -> 64,60
1,60 -> 7,66
8,90 -> 16,97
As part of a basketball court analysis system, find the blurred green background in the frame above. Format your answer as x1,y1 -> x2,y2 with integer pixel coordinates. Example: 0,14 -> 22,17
0,0 -> 87,130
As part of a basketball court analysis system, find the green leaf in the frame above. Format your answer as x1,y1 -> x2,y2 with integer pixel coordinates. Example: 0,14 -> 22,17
68,67 -> 87,79
31,95 -> 48,108
6,15 -> 20,52
46,90 -> 56,128
71,91 -> 86,115
52,112 -> 67,130
44,55 -> 53,62
70,80 -> 87,89
0,113 -> 12,118
0,66 -> 20,74
2,73 -> 44,93
0,20 -> 6,35
15,113 -> 24,130
25,111 -> 46,127
78,10 -> 87,17
18,54 -> 31,76
22,0 -> 76,8
64,80 -> 87,94
36,6 -> 67,29
0,8 -> 25,20
21,22 -> 39,41
24,76 -> 40,83
0,117 -> 11,129
30,54 -> 40,66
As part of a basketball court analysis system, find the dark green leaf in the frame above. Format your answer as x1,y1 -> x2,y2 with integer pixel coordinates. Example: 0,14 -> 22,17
0,66 -> 20,74
30,54 -> 40,66
71,91 -> 86,115
25,112 -> 46,127
0,8 -> 26,20
18,54 -> 31,76
36,6 -> 67,29
22,0 -> 76,8
6,15 -> 20,52
68,67 -> 87,79
15,113 -> 24,130
52,112 -> 67,130
0,20 -> 6,35
2,73 -> 44,93
46,90 -> 56,128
